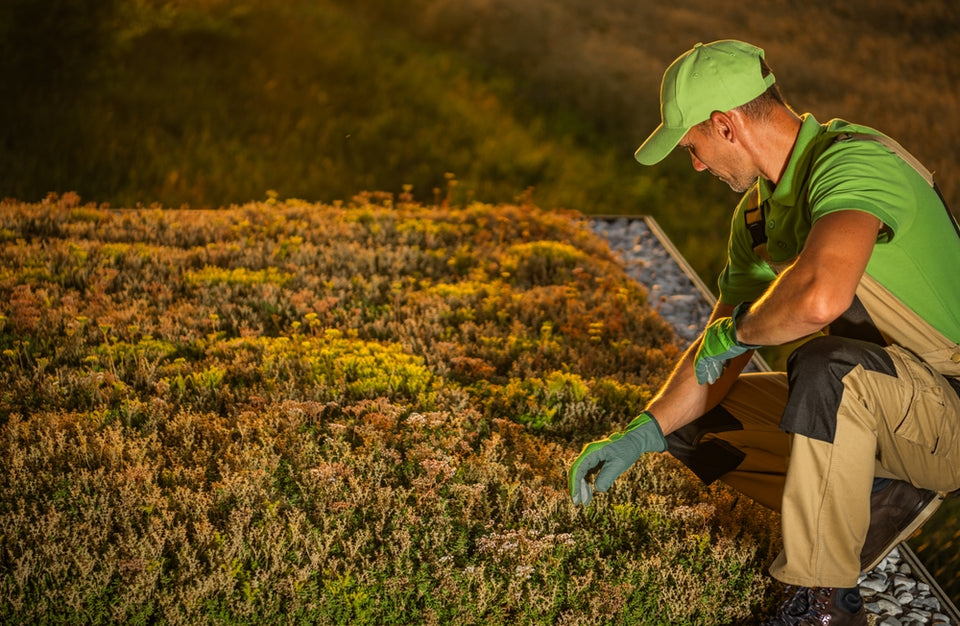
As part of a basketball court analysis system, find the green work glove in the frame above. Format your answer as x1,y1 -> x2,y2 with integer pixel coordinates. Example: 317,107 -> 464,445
694,303 -> 759,385
568,411 -> 666,506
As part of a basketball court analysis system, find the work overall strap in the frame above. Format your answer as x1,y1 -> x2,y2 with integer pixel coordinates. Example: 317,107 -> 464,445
854,274 -> 960,377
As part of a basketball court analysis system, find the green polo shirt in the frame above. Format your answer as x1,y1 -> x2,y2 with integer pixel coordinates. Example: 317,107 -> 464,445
718,113 -> 960,343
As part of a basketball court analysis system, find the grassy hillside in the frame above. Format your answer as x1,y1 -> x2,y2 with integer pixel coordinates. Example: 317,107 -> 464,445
4,0 -> 957,282
0,1 -> 659,231
0,196 -> 780,623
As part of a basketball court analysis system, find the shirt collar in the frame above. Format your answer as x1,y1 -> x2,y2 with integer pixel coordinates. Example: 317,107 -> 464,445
758,113 -> 821,207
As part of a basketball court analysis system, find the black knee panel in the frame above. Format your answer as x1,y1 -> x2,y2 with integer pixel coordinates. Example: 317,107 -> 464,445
667,406 -> 746,484
781,336 -> 896,443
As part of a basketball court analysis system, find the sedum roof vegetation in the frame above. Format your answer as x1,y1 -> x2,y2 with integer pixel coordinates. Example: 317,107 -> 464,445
0,192 -> 780,624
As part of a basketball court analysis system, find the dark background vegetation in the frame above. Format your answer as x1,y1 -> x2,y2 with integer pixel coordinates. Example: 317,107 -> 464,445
3,0 -> 958,604
3,0 -> 959,282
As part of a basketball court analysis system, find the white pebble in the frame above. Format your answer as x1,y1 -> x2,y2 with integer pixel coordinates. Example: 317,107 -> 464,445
877,597 -> 904,615
862,575 -> 890,593
898,592 -> 916,605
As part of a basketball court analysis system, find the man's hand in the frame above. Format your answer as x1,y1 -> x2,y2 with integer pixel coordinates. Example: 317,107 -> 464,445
568,411 -> 667,506
693,303 -> 759,385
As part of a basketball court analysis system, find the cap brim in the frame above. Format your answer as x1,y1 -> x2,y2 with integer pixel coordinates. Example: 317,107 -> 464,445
634,124 -> 688,166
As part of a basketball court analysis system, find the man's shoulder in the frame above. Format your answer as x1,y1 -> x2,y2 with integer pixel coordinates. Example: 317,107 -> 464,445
814,119 -> 906,161
820,117 -> 879,135
776,115 -> 898,199
810,121 -> 912,186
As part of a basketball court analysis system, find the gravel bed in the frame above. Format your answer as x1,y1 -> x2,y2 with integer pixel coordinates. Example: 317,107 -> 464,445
589,216 -> 956,626
590,217 -> 713,346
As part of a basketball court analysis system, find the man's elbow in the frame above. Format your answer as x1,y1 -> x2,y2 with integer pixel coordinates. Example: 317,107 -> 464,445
803,286 -> 855,328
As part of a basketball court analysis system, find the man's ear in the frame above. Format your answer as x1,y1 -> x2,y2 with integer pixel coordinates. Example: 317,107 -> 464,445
709,111 -> 737,143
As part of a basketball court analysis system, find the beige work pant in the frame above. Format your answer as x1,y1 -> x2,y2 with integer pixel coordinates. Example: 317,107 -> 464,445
698,342 -> 960,588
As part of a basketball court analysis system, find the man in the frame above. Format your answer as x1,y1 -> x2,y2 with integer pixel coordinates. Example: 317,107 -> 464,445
569,40 -> 960,624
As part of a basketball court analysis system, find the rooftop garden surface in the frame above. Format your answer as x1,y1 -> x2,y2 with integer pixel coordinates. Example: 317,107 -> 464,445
0,194 -> 780,624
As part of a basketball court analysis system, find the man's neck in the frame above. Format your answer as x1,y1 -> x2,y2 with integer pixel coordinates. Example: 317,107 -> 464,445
756,108 -> 803,185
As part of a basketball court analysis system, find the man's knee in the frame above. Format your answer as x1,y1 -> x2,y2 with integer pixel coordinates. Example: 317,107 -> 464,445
666,405 -> 745,484
787,335 -> 893,379
782,336 -> 896,443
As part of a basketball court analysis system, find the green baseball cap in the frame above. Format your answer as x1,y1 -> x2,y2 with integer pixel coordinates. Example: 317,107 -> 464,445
634,40 -> 776,165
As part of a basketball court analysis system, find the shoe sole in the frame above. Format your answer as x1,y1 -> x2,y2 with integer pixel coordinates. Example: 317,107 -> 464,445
861,490 -> 947,572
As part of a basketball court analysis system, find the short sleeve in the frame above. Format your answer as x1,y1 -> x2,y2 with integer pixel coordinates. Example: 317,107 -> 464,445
808,139 -> 915,239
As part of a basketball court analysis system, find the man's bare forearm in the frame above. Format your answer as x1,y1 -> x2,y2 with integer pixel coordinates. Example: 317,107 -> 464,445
735,211 -> 881,347
645,302 -> 752,435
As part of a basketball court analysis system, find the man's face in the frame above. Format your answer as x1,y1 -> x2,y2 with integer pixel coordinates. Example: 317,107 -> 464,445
678,123 -> 757,193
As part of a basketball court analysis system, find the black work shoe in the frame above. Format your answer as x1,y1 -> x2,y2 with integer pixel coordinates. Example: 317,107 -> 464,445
860,480 -> 944,572
761,586 -> 867,626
